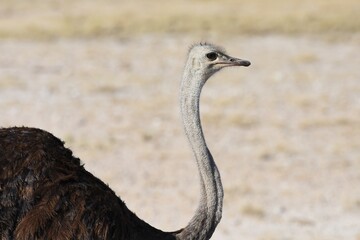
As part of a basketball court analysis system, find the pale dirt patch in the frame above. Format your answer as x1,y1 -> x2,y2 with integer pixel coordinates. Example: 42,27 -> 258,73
0,35 -> 359,239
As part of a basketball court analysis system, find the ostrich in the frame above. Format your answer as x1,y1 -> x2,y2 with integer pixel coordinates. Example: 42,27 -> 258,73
0,43 -> 250,240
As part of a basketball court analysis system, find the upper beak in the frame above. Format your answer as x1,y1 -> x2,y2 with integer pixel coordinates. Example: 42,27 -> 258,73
217,56 -> 251,67
227,57 -> 251,67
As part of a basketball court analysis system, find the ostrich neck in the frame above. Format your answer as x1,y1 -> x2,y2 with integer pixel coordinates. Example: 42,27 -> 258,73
176,70 -> 224,240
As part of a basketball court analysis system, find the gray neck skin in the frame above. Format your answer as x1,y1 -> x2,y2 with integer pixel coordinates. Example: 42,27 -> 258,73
175,64 -> 224,240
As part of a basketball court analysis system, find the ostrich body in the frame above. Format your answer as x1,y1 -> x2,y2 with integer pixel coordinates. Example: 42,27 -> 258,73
0,43 -> 250,240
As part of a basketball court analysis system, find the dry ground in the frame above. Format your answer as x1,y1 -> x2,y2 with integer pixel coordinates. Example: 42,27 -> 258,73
0,34 -> 359,239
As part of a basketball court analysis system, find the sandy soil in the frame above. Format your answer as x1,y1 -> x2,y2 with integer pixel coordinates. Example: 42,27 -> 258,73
0,35 -> 359,239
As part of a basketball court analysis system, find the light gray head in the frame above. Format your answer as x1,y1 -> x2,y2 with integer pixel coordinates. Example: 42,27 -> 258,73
184,43 -> 251,82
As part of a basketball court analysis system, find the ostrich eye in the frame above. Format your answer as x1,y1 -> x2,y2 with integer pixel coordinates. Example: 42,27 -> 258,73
206,52 -> 217,61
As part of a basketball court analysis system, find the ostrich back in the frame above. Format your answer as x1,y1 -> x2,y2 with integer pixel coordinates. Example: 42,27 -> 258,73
0,127 -> 172,240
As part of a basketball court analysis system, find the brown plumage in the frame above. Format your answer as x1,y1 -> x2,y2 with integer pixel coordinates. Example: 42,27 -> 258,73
0,127 -> 174,240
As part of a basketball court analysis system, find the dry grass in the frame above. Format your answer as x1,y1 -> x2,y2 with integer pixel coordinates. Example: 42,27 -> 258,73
0,0 -> 359,39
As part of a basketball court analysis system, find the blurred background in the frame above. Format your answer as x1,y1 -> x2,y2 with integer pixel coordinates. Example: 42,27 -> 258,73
0,0 -> 359,38
0,0 -> 359,239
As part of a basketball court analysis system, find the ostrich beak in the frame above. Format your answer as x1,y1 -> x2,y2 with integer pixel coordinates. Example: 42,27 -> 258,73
216,55 -> 251,67
227,57 -> 251,67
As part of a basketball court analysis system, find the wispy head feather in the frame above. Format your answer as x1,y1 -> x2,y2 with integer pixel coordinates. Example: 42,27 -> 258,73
188,42 -> 227,55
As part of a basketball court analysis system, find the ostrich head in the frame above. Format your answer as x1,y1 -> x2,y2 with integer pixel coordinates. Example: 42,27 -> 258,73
185,43 -> 251,81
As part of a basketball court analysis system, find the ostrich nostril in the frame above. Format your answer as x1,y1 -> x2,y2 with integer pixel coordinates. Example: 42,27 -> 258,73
230,58 -> 235,62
